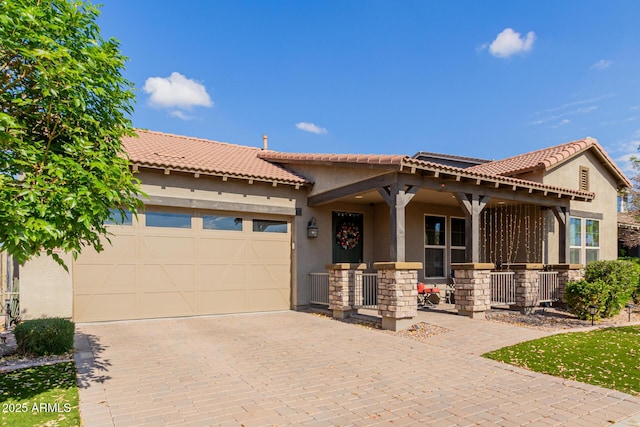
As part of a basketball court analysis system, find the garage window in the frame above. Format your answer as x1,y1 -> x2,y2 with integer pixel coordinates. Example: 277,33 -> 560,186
253,219 -> 287,233
146,211 -> 192,228
105,209 -> 132,226
203,215 -> 243,231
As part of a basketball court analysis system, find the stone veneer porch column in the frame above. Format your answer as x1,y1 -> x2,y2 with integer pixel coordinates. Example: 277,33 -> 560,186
547,264 -> 584,304
452,263 -> 493,319
374,262 -> 422,331
505,263 -> 543,314
327,263 -> 366,319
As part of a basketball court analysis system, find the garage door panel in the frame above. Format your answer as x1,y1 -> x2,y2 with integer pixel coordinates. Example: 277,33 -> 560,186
141,236 -> 196,259
197,290 -> 247,314
139,264 -> 195,291
249,264 -> 290,289
74,211 -> 291,322
198,238 -> 245,260
247,241 -> 290,262
248,289 -> 289,311
199,264 -> 247,289
75,293 -> 137,321
139,291 -> 196,317
74,264 -> 137,291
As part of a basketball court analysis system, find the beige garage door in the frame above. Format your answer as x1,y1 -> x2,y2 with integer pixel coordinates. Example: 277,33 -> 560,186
73,208 -> 291,322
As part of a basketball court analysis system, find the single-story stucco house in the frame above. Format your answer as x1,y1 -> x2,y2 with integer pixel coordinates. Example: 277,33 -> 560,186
17,130 -> 631,329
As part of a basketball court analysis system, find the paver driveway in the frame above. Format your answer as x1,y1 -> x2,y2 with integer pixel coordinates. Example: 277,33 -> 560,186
75,311 -> 640,426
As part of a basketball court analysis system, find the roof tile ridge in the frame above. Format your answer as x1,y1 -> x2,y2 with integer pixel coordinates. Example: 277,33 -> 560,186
133,128 -> 260,151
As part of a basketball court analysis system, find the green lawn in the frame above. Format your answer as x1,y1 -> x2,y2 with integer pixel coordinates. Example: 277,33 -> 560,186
484,326 -> 640,395
0,362 -> 80,427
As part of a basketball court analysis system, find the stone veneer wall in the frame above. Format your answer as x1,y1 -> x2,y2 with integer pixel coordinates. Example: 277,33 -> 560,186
550,264 -> 584,304
327,263 -> 365,319
374,262 -> 422,331
452,263 -> 493,319
506,264 -> 543,314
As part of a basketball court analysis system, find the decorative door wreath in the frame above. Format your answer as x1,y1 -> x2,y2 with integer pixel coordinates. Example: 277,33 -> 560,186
336,222 -> 360,250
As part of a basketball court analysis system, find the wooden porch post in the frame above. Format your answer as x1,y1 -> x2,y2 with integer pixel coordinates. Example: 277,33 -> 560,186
378,182 -> 418,262
455,193 -> 488,263
552,206 -> 570,264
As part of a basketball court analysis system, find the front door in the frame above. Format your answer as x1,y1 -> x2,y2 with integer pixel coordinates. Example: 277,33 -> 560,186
332,211 -> 363,264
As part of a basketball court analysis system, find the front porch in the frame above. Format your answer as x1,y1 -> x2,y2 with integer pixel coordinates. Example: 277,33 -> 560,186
308,262 -> 582,329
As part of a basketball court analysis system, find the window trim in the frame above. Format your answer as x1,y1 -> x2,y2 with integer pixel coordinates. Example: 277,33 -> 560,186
424,215 -> 467,279
450,216 -> 467,265
569,216 -> 600,264
424,214 -> 446,279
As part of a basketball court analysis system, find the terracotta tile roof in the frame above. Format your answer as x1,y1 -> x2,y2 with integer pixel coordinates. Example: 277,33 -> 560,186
257,151 -> 406,166
401,157 -> 595,200
467,137 -> 631,187
123,130 -> 309,185
619,212 -> 640,229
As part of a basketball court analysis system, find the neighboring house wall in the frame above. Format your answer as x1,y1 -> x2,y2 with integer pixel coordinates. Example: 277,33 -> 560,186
543,151 -> 620,262
20,252 -> 73,319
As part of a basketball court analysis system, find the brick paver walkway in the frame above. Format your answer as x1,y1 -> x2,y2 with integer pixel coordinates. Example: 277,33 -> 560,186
75,311 -> 640,426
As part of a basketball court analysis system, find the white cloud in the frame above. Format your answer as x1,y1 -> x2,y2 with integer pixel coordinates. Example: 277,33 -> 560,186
551,119 -> 570,128
606,140 -> 640,176
532,94 -> 616,117
487,28 -> 536,58
529,106 -> 598,126
296,122 -> 327,134
169,110 -> 193,120
590,59 -> 612,70
143,72 -> 213,109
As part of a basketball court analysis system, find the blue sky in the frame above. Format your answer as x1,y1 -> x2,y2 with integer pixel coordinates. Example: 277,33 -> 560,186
98,1 -> 640,174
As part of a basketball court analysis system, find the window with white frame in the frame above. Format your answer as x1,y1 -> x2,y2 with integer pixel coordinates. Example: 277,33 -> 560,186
425,215 -> 446,278
569,217 -> 600,264
585,219 -> 600,263
424,215 -> 466,278
450,217 -> 466,264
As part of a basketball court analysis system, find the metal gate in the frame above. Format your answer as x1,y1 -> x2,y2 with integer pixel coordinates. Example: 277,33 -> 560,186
352,272 -> 378,309
490,271 -> 516,307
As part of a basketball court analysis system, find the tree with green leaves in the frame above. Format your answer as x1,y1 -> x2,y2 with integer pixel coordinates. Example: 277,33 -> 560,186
0,0 -> 143,268
619,159 -> 640,251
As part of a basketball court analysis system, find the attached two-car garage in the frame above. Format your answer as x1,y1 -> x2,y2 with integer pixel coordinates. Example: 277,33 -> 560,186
72,208 -> 292,322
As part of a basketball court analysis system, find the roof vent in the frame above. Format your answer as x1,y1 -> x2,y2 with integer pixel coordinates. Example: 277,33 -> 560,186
262,134 -> 268,151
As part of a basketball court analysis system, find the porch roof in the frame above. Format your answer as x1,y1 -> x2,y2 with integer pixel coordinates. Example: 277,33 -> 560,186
258,151 -> 595,202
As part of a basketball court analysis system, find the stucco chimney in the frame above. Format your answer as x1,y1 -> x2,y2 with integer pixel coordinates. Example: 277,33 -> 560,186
262,134 -> 268,150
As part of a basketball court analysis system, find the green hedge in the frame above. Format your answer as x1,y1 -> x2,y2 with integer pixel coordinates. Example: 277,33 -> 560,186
584,260 -> 639,317
565,279 -> 609,320
14,318 -> 75,356
618,257 -> 640,303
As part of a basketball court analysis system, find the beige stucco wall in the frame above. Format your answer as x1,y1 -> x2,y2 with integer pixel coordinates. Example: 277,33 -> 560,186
20,252 -> 73,319
139,169 -> 300,211
289,164 -> 391,196
294,201 -> 376,306
543,150 -> 622,262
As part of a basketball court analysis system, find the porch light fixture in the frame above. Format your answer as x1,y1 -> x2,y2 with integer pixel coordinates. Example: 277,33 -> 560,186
307,217 -> 318,238
588,305 -> 598,326
626,303 -> 635,322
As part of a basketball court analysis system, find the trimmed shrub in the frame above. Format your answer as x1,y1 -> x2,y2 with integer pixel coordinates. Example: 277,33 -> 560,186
13,318 -> 75,356
565,279 -> 609,320
584,260 -> 639,317
619,257 -> 640,304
